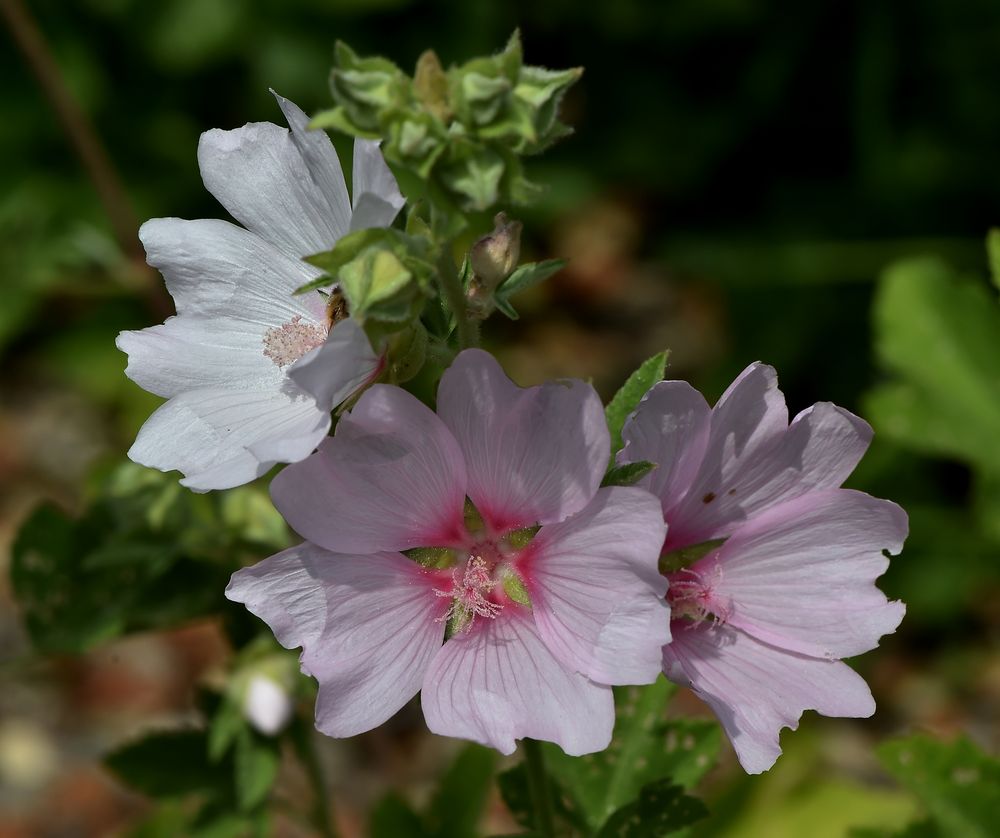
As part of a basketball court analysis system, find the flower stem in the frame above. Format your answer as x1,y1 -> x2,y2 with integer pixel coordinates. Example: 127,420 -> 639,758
522,738 -> 556,837
290,716 -> 338,838
436,245 -> 480,349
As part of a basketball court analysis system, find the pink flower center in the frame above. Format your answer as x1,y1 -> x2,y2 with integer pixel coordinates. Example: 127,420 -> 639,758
432,534 -> 533,635
262,316 -> 327,368
667,565 -> 729,626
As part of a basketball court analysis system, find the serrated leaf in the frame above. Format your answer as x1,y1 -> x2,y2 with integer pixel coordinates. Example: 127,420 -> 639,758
865,257 -> 1000,474
605,351 -> 669,462
878,735 -> 1000,838
543,679 -> 720,832
601,460 -> 656,488
496,259 -> 566,302
597,781 -> 708,837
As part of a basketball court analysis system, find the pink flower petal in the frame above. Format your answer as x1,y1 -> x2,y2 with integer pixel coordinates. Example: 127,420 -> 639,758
528,487 -> 670,684
437,349 -> 608,531
128,386 -> 330,491
421,611 -> 614,756
705,489 -> 907,658
618,380 -> 711,515
287,318 -> 381,411
662,362 -> 788,545
663,623 -> 875,774
271,385 -> 468,553
228,545 -> 446,738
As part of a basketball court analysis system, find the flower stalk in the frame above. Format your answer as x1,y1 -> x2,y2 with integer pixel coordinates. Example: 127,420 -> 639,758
522,737 -> 556,837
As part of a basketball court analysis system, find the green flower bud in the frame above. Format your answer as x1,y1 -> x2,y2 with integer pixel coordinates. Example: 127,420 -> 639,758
328,40 -> 409,134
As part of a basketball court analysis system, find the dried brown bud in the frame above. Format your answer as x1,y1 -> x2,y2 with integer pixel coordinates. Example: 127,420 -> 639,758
469,212 -> 523,292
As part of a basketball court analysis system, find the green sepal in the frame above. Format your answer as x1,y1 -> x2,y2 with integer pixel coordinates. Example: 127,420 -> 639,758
329,40 -> 410,134
601,460 -> 656,488
504,524 -> 540,549
659,538 -> 727,574
309,106 -> 381,139
402,545 -> 457,569
496,258 -> 566,302
463,497 -> 485,533
385,111 -> 448,179
438,142 -> 506,211
493,295 -> 520,320
501,568 -> 532,607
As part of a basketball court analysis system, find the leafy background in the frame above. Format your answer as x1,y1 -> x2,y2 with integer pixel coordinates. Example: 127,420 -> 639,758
2,0 -> 999,835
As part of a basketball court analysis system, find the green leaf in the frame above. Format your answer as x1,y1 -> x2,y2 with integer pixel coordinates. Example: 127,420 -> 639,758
865,257 -> 1000,474
370,794 -> 427,838
105,730 -> 231,799
493,295 -> 520,320
496,259 -> 566,302
425,745 -> 498,838
988,228 -> 1000,290
543,679 -> 720,832
233,727 -> 280,811
878,735 -> 1000,838
597,781 -> 708,837
497,762 -> 588,835
605,351 -> 669,462
601,460 -> 656,488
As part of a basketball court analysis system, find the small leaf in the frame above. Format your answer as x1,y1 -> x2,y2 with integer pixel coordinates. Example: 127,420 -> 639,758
543,679 -> 720,832
601,461 -> 656,488
234,728 -> 280,811
597,781 -> 708,837
493,295 -> 519,320
605,351 -> 669,462
496,259 -> 566,302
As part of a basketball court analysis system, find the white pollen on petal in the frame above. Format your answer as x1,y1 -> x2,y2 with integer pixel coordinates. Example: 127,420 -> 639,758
262,316 -> 327,368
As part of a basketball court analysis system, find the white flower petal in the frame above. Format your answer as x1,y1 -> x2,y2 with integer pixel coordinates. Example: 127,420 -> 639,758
350,139 -> 405,230
287,318 -> 381,411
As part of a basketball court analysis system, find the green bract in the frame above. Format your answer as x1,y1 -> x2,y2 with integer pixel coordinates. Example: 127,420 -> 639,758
312,31 -> 582,213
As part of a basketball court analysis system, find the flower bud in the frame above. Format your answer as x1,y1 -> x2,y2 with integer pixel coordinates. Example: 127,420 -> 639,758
243,673 -> 293,736
469,212 -> 523,291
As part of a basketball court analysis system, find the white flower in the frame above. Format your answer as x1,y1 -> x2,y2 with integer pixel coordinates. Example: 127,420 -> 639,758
243,674 -> 294,736
118,92 -> 404,491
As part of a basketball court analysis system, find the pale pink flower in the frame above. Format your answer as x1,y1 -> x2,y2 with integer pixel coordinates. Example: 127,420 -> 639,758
227,350 -> 669,755
620,362 -> 907,773
117,92 -> 404,490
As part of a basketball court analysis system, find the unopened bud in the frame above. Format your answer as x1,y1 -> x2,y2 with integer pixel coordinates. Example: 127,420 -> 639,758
243,674 -> 293,736
469,212 -> 523,291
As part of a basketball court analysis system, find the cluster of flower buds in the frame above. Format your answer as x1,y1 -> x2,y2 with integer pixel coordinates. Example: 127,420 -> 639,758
313,31 -> 582,215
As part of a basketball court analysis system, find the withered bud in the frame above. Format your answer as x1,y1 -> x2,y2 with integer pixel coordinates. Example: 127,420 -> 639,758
413,49 -> 452,123
469,212 -> 523,292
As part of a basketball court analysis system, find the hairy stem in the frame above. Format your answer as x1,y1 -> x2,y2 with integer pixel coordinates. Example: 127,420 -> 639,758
437,245 -> 480,349
522,738 -> 556,837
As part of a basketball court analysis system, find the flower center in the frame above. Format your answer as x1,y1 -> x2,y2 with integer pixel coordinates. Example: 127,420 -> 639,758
262,315 -> 328,368
666,565 -> 729,626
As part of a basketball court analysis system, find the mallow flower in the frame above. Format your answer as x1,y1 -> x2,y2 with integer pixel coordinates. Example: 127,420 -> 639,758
620,362 -> 907,773
227,350 -> 670,755
117,92 -> 404,491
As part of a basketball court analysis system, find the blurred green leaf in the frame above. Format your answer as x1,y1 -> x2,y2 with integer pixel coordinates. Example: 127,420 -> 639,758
866,257 -> 1000,473
498,761 -> 588,835
234,727 -> 280,811
605,351 -> 669,463
496,258 -> 566,303
596,781 -> 708,837
543,679 -> 719,832
877,735 -> 1000,838
370,794 -> 427,837
106,730 -> 231,799
988,229 -> 1000,290
425,745 -> 498,838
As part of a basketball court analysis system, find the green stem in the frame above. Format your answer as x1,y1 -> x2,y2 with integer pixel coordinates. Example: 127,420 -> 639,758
522,738 -> 556,837
436,245 -> 480,349
291,717 -> 337,838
